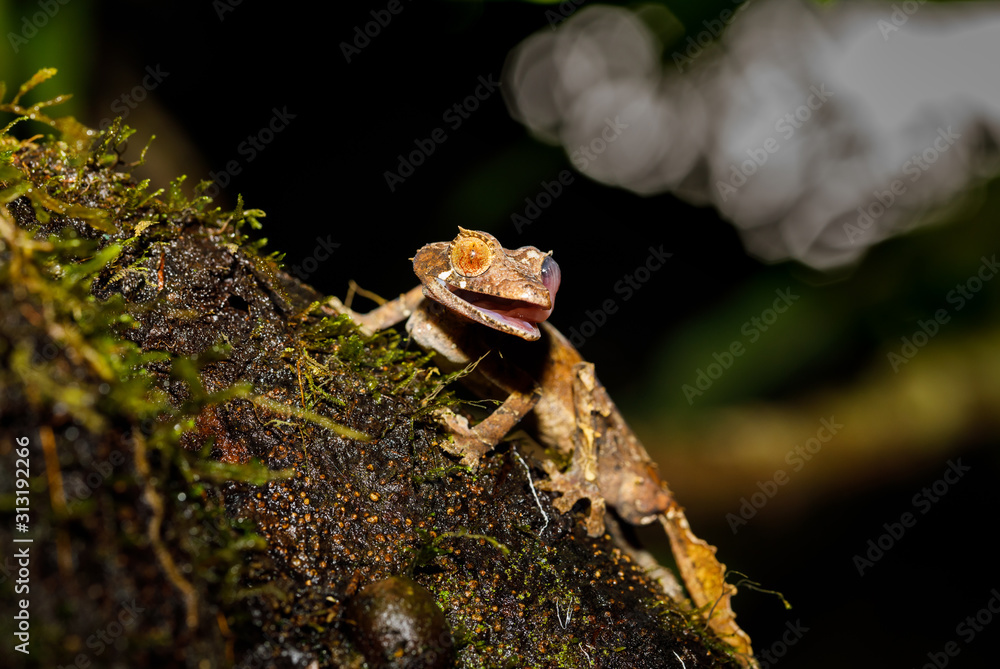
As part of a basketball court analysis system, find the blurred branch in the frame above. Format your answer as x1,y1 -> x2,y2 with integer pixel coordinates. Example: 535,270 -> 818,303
641,327 -> 1000,512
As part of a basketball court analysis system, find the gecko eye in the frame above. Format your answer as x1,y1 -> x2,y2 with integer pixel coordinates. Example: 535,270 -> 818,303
451,236 -> 492,277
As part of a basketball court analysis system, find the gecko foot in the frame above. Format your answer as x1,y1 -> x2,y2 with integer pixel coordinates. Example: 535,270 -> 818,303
433,408 -> 495,468
539,461 -> 607,536
431,385 -> 541,469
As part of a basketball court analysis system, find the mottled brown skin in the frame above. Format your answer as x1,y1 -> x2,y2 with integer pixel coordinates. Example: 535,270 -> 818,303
328,228 -> 757,664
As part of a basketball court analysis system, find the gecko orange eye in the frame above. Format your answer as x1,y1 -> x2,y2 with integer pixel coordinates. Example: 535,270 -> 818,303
450,236 -> 492,277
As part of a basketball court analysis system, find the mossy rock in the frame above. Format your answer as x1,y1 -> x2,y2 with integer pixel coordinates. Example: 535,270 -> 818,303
0,71 -> 747,668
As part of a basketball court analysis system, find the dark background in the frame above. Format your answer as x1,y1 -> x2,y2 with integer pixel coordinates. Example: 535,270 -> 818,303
4,1 -> 999,666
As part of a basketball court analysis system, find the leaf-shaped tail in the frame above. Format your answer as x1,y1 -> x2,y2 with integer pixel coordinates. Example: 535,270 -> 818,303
660,505 -> 759,668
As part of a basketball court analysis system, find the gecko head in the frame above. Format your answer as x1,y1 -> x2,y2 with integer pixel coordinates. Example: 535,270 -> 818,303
413,227 -> 561,341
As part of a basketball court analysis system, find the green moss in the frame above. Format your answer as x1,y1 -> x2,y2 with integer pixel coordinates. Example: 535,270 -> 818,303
0,72 -> 301,664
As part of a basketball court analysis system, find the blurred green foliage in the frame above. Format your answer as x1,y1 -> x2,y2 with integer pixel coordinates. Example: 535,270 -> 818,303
0,0 -> 93,120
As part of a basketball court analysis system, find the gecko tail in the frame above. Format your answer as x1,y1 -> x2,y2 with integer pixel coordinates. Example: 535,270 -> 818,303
659,508 -> 759,668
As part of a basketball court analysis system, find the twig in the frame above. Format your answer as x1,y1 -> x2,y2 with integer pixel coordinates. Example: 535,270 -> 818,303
555,596 -> 574,629
249,394 -> 371,442
514,450 -> 549,535
39,426 -> 73,578
134,431 -> 199,630
39,425 -> 66,516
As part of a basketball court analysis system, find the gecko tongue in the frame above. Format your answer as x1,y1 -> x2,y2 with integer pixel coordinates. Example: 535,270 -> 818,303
450,290 -> 554,327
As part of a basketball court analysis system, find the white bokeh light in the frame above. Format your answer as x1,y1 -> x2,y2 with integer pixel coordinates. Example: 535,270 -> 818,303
504,0 -> 1000,269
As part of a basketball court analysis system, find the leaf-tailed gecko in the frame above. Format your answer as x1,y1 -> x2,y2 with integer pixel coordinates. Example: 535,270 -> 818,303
327,227 -> 756,662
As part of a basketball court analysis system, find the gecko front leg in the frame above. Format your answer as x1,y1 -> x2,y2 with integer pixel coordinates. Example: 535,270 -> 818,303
434,384 -> 542,468
324,285 -> 424,335
406,305 -> 544,468
326,280 -> 545,470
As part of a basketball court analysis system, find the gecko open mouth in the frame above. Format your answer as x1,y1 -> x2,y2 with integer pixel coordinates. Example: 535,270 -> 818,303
443,255 -> 561,338
448,287 -> 554,325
